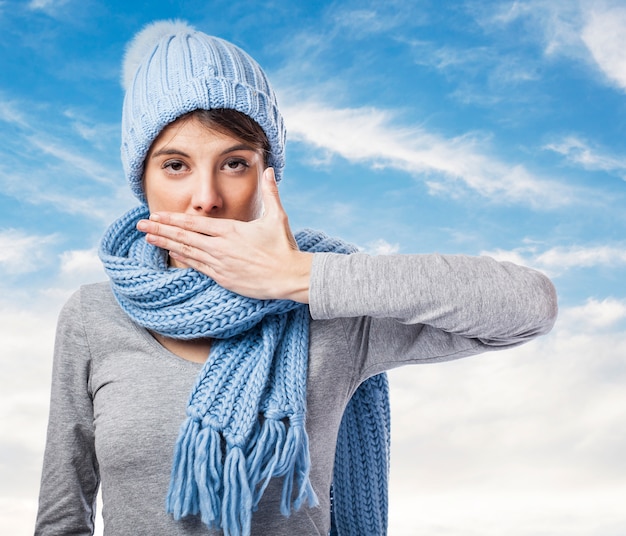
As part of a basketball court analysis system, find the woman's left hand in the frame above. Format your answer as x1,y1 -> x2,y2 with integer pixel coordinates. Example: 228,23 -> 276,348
136,168 -> 313,303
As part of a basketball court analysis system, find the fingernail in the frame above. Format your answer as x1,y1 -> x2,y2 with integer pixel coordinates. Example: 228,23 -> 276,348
136,220 -> 148,231
150,213 -> 161,221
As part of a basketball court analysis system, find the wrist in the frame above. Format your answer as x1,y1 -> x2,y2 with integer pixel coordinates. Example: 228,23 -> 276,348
284,251 -> 313,304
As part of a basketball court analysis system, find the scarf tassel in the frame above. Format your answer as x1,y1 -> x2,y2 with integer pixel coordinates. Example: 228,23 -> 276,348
166,417 -> 200,519
222,445 -> 253,536
246,416 -> 319,517
276,418 -> 319,515
194,426 -> 223,526
167,416 -> 318,533
247,418 -> 286,509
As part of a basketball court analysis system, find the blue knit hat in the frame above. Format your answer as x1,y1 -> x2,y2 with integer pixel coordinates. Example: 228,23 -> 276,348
121,20 -> 286,202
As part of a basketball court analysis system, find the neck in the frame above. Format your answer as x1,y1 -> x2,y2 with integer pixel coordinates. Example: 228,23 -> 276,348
150,332 -> 212,363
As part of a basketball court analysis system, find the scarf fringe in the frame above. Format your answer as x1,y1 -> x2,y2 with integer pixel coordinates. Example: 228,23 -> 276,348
166,415 -> 318,535
195,426 -> 223,526
247,418 -> 286,508
276,418 -> 318,515
222,445 -> 253,536
166,417 -> 200,520
101,210 -> 389,535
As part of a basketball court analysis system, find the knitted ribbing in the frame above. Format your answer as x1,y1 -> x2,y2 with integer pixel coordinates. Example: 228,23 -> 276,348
121,21 -> 286,202
330,374 -> 390,536
99,205 -> 390,536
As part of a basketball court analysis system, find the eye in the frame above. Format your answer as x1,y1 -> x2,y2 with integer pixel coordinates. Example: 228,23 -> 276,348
223,158 -> 250,172
162,159 -> 189,175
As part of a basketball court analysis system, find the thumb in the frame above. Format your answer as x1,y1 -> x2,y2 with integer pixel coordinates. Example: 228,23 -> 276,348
261,167 -> 284,217
261,167 -> 298,250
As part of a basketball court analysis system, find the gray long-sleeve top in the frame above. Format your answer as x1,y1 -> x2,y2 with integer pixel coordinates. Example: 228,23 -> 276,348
35,252 -> 557,535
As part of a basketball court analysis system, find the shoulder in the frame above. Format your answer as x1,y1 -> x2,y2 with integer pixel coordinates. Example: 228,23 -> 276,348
76,281 -> 117,312
58,281 -> 130,335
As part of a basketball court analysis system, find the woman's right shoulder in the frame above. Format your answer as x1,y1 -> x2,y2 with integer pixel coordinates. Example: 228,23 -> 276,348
61,281 -> 114,311
58,281 -> 122,329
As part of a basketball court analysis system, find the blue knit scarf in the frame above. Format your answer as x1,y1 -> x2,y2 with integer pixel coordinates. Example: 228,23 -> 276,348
99,205 -> 390,536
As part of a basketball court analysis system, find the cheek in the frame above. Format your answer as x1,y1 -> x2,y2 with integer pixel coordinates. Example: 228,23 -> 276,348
232,175 -> 263,220
144,174 -> 186,212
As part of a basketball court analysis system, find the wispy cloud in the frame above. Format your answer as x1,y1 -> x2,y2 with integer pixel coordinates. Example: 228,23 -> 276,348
479,0 -> 626,93
0,96 -> 131,222
408,41 -> 539,95
327,1 -> 425,37
281,99 -> 576,208
59,247 -> 105,281
0,98 -> 29,129
0,161 -> 130,222
478,0 -> 584,55
0,229 -> 58,274
363,238 -> 400,255
28,0 -> 69,12
63,109 -> 120,150
27,134 -> 118,187
388,295 -> 626,534
581,4 -> 626,92
559,297 -> 626,330
545,136 -> 626,179
482,243 -> 626,275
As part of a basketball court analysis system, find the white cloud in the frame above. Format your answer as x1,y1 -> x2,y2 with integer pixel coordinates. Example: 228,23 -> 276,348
483,243 -> 626,275
388,299 -> 626,534
59,247 -> 106,282
62,109 -> 119,150
281,99 -> 576,208
0,301 -> 59,513
0,99 -> 28,129
0,96 -> 131,223
478,0 -> 584,55
482,1 -> 626,93
0,229 -> 58,274
28,0 -> 69,11
581,4 -> 626,91
545,136 -> 626,179
27,135 -> 118,188
327,2 -> 421,37
559,297 -> 626,330
388,488 -> 626,535
363,238 -> 400,255
0,164 -> 128,222
535,244 -> 626,269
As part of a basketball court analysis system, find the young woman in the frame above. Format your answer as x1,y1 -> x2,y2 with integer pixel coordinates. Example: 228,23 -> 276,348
35,20 -> 558,536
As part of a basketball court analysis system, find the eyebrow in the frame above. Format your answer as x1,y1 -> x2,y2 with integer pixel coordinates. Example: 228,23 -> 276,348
150,144 -> 257,159
220,143 -> 257,156
150,148 -> 190,159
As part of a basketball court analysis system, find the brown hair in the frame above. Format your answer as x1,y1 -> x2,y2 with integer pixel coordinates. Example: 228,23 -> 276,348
178,108 -> 271,166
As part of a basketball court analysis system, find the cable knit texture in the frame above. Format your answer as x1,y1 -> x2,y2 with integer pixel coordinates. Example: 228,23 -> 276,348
99,206 -> 390,536
111,20 -> 390,535
121,20 -> 286,202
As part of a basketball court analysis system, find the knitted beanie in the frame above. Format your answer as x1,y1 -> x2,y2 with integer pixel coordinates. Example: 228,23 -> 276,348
120,20 -> 286,202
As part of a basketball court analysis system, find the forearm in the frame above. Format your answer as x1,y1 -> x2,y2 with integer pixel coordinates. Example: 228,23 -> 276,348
309,252 -> 557,345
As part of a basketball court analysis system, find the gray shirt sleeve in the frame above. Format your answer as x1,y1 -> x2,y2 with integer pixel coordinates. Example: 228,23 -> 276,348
309,252 -> 557,379
35,290 -> 99,536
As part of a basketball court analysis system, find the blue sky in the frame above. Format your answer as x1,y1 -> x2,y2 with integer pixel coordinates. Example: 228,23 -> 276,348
1,1 -> 625,534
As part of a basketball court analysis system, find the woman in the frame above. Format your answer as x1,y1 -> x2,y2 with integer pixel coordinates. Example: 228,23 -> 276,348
35,20 -> 557,536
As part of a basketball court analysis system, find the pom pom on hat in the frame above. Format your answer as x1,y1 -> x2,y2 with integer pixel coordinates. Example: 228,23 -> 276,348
120,20 -> 286,202
122,19 -> 194,91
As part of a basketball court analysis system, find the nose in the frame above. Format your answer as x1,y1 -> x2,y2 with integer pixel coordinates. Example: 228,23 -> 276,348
191,171 -> 223,215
